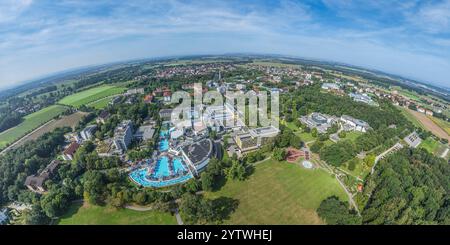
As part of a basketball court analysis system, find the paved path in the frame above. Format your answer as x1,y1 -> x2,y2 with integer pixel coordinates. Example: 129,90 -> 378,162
174,208 -> 184,225
371,142 -> 403,174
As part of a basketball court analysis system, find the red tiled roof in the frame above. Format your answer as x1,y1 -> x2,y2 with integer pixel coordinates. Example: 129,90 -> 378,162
64,142 -> 80,156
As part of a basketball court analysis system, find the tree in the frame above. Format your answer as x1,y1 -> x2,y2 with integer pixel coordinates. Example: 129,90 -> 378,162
25,205 -> 51,225
363,154 -> 376,168
225,161 -> 246,181
201,172 -> 214,191
272,148 -> 286,161
317,196 -> 361,225
311,128 -> 318,138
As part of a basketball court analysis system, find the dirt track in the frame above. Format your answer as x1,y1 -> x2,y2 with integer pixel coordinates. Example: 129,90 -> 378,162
407,109 -> 450,142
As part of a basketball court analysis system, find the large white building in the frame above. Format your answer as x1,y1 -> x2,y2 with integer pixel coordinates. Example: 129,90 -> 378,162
113,120 -> 133,153
299,112 -> 337,133
80,125 -> 97,141
181,138 -> 214,175
340,115 -> 371,132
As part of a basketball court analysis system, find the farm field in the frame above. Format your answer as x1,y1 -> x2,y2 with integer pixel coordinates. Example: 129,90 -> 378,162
0,105 -> 68,149
407,109 -> 450,142
204,159 -> 347,224
58,203 -> 177,225
399,107 -> 425,129
10,111 -> 87,150
58,85 -> 126,107
428,116 -> 450,135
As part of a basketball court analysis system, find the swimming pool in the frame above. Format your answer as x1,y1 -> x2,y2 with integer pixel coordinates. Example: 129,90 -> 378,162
129,157 -> 193,188
159,139 -> 169,151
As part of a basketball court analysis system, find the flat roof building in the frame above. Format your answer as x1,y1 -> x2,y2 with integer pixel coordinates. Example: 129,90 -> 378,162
404,132 -> 422,148
134,125 -> 154,141
181,138 -> 214,175
113,120 -> 133,154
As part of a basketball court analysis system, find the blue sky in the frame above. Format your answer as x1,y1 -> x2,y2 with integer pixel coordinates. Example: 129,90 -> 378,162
1,0 -> 450,90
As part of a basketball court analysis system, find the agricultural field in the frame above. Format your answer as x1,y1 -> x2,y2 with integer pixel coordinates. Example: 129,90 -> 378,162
9,111 -> 87,150
204,159 -> 347,224
58,203 -> 177,225
399,107 -> 425,129
0,105 -> 68,149
58,85 -> 126,108
428,116 -> 450,135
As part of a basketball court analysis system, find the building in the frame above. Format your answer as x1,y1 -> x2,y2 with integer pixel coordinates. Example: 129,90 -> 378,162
62,142 -> 80,160
170,128 -> 184,139
299,112 -> 337,134
96,111 -> 110,124
163,91 -> 172,102
125,88 -> 144,95
109,96 -> 122,105
159,109 -> 173,121
113,120 -> 133,153
234,126 -> 279,152
144,94 -> 154,104
24,160 -> 60,193
181,138 -> 213,175
321,83 -> 340,90
404,131 -> 422,148
134,125 -> 155,141
340,115 -> 371,132
349,92 -> 376,105
80,125 -> 97,141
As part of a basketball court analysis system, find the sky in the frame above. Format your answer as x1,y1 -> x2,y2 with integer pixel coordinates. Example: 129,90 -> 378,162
1,0 -> 450,90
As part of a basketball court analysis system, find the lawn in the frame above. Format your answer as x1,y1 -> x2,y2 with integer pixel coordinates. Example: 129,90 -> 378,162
204,159 -> 348,224
58,85 -> 126,107
419,138 -> 440,154
0,105 -> 68,149
58,203 -> 177,225
87,96 -> 113,109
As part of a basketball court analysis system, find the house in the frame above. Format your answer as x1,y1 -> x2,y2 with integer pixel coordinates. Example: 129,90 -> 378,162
113,120 -> 133,153
109,96 -> 121,105
24,160 -> 61,193
425,110 -> 434,116
349,92 -> 376,105
96,111 -> 110,124
125,88 -> 144,95
62,142 -> 80,160
143,94 -> 153,104
404,131 -> 422,148
340,115 -> 371,132
80,125 -> 97,141
163,91 -> 172,102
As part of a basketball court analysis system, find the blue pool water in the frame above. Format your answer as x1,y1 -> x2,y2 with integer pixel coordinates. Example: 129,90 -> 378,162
160,130 -> 168,138
159,139 -> 169,151
173,158 -> 185,173
155,156 -> 170,178
129,157 -> 193,188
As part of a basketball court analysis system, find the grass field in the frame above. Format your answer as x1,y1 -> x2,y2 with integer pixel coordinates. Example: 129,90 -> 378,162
87,96 -> 113,109
0,105 -> 68,149
420,138 -> 441,154
204,159 -> 347,224
58,85 -> 126,107
10,111 -> 87,150
58,203 -> 177,225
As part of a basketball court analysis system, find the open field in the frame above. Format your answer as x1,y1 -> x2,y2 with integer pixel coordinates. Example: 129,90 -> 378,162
428,116 -> 450,135
407,109 -> 450,142
204,159 -> 347,224
9,111 -> 87,150
58,203 -> 177,225
58,85 -> 126,107
420,138 -> 441,154
0,105 -> 68,149
87,96 -> 114,109
399,107 -> 425,129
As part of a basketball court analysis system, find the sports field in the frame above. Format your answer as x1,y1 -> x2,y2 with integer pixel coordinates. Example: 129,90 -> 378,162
0,105 -> 68,149
205,159 -> 348,224
58,203 -> 177,225
58,85 -> 126,107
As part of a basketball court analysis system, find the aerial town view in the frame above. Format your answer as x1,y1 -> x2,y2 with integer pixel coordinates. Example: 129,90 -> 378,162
0,1 -> 449,241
